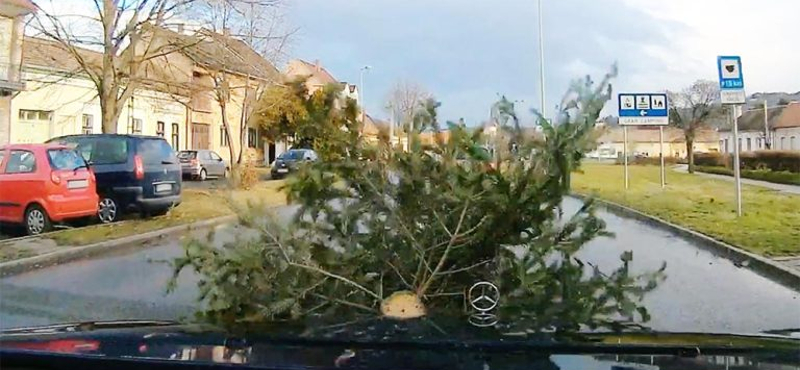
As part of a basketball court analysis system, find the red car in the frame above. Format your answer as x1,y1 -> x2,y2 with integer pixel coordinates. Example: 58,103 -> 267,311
0,144 -> 99,235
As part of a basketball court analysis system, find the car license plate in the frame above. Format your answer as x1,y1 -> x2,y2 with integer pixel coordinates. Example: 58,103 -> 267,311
67,179 -> 88,189
277,168 -> 289,173
155,183 -> 172,193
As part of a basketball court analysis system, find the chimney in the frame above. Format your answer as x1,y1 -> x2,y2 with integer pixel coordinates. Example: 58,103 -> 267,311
314,59 -> 321,72
177,24 -> 184,34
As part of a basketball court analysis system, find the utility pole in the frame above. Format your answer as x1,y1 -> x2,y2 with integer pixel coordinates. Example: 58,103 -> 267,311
359,65 -> 371,123
763,100 -> 770,149
537,0 -> 546,120
388,103 -> 395,148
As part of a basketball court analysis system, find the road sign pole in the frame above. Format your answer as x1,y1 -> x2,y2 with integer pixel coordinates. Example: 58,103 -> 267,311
732,105 -> 743,217
659,126 -> 665,188
623,126 -> 629,190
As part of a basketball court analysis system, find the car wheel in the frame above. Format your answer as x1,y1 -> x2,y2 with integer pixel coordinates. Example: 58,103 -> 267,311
98,196 -> 119,223
199,168 -> 207,181
24,204 -> 52,236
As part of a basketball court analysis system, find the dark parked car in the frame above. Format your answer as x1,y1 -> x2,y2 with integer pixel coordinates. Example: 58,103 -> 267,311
178,150 -> 229,181
270,149 -> 318,179
47,134 -> 181,223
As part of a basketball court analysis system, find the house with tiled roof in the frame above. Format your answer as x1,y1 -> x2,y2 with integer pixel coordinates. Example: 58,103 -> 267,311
593,126 -> 719,159
140,26 -> 285,164
719,102 -> 800,152
284,59 -> 360,107
8,25 -> 286,164
9,37 -> 186,147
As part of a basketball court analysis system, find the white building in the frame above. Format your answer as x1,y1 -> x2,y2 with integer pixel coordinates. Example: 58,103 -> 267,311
0,0 -> 35,145
719,102 -> 800,153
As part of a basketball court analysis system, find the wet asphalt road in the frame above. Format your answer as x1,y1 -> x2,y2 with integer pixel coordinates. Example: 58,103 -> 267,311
1,198 -> 798,333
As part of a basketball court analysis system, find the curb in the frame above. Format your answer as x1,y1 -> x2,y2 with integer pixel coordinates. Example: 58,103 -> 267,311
0,215 -> 237,277
571,194 -> 800,290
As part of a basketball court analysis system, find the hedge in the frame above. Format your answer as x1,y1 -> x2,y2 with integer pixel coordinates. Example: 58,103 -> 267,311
613,156 -> 680,166
695,165 -> 800,186
694,151 -> 800,173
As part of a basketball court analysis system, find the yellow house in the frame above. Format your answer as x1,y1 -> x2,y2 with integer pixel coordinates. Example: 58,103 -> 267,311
594,126 -> 720,159
141,26 -> 285,164
10,37 -> 186,146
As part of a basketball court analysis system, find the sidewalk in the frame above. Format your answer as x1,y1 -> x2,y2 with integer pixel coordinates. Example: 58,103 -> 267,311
673,165 -> 800,195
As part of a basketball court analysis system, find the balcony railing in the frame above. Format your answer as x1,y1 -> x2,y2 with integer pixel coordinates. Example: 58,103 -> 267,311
0,61 -> 24,92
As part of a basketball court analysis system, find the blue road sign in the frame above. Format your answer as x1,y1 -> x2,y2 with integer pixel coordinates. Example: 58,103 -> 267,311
717,55 -> 746,104
618,93 -> 668,126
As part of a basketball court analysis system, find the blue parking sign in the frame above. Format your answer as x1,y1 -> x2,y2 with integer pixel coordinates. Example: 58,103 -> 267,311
717,56 -> 746,104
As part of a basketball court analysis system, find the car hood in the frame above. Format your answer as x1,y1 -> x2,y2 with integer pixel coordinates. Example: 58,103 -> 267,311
1,319 -> 798,369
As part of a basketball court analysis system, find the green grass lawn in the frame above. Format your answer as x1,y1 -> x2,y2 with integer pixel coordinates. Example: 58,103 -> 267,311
572,164 -> 800,257
48,180 -> 287,247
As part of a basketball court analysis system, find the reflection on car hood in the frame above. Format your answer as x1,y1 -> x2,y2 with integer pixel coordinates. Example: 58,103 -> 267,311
1,319 -> 798,369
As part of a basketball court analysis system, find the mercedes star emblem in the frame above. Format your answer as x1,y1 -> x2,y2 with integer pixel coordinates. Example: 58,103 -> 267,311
467,281 -> 499,313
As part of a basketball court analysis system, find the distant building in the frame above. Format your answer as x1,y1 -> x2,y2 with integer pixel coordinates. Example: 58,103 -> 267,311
718,102 -> 800,152
284,59 -> 359,106
594,126 -> 719,159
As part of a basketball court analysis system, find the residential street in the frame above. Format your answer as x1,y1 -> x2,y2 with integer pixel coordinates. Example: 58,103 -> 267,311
1,198 -> 797,333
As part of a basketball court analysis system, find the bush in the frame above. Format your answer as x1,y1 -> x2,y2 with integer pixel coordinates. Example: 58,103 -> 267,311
613,156 -> 679,166
694,152 -> 727,167
230,163 -> 260,189
695,151 -> 800,173
695,166 -> 800,186
740,151 -> 800,173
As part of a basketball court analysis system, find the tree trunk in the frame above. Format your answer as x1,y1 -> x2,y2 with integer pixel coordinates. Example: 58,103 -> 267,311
99,93 -> 122,133
685,137 -> 695,174
220,100 -> 236,165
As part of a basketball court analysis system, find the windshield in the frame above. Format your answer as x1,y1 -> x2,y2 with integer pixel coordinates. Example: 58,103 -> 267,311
2,1 -> 800,367
178,151 -> 197,159
49,136 -> 129,165
278,150 -> 306,160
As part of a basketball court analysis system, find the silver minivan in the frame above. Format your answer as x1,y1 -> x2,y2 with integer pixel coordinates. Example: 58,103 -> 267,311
178,150 -> 229,181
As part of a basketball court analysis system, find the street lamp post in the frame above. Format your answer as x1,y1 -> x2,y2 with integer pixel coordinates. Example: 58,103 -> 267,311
359,65 -> 371,123
537,0 -> 546,120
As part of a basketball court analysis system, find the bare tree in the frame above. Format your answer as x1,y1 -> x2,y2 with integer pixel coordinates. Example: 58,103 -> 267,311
186,0 -> 292,164
30,0 -> 194,133
668,80 -> 720,173
386,81 -> 432,135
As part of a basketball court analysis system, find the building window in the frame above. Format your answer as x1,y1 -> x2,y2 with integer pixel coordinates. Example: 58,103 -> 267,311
737,138 -> 742,152
18,109 -> 53,122
247,128 -> 258,148
128,118 -> 143,134
723,139 -> 729,153
171,123 -> 180,149
220,127 -> 229,147
81,114 -> 93,134
755,137 -> 761,149
791,136 -> 796,151
780,137 -> 786,150
719,140 -> 724,152
746,138 -> 751,152
156,121 -> 165,137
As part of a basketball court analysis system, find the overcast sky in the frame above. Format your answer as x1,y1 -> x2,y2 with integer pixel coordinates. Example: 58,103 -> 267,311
286,0 -> 800,125
41,0 -> 800,125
